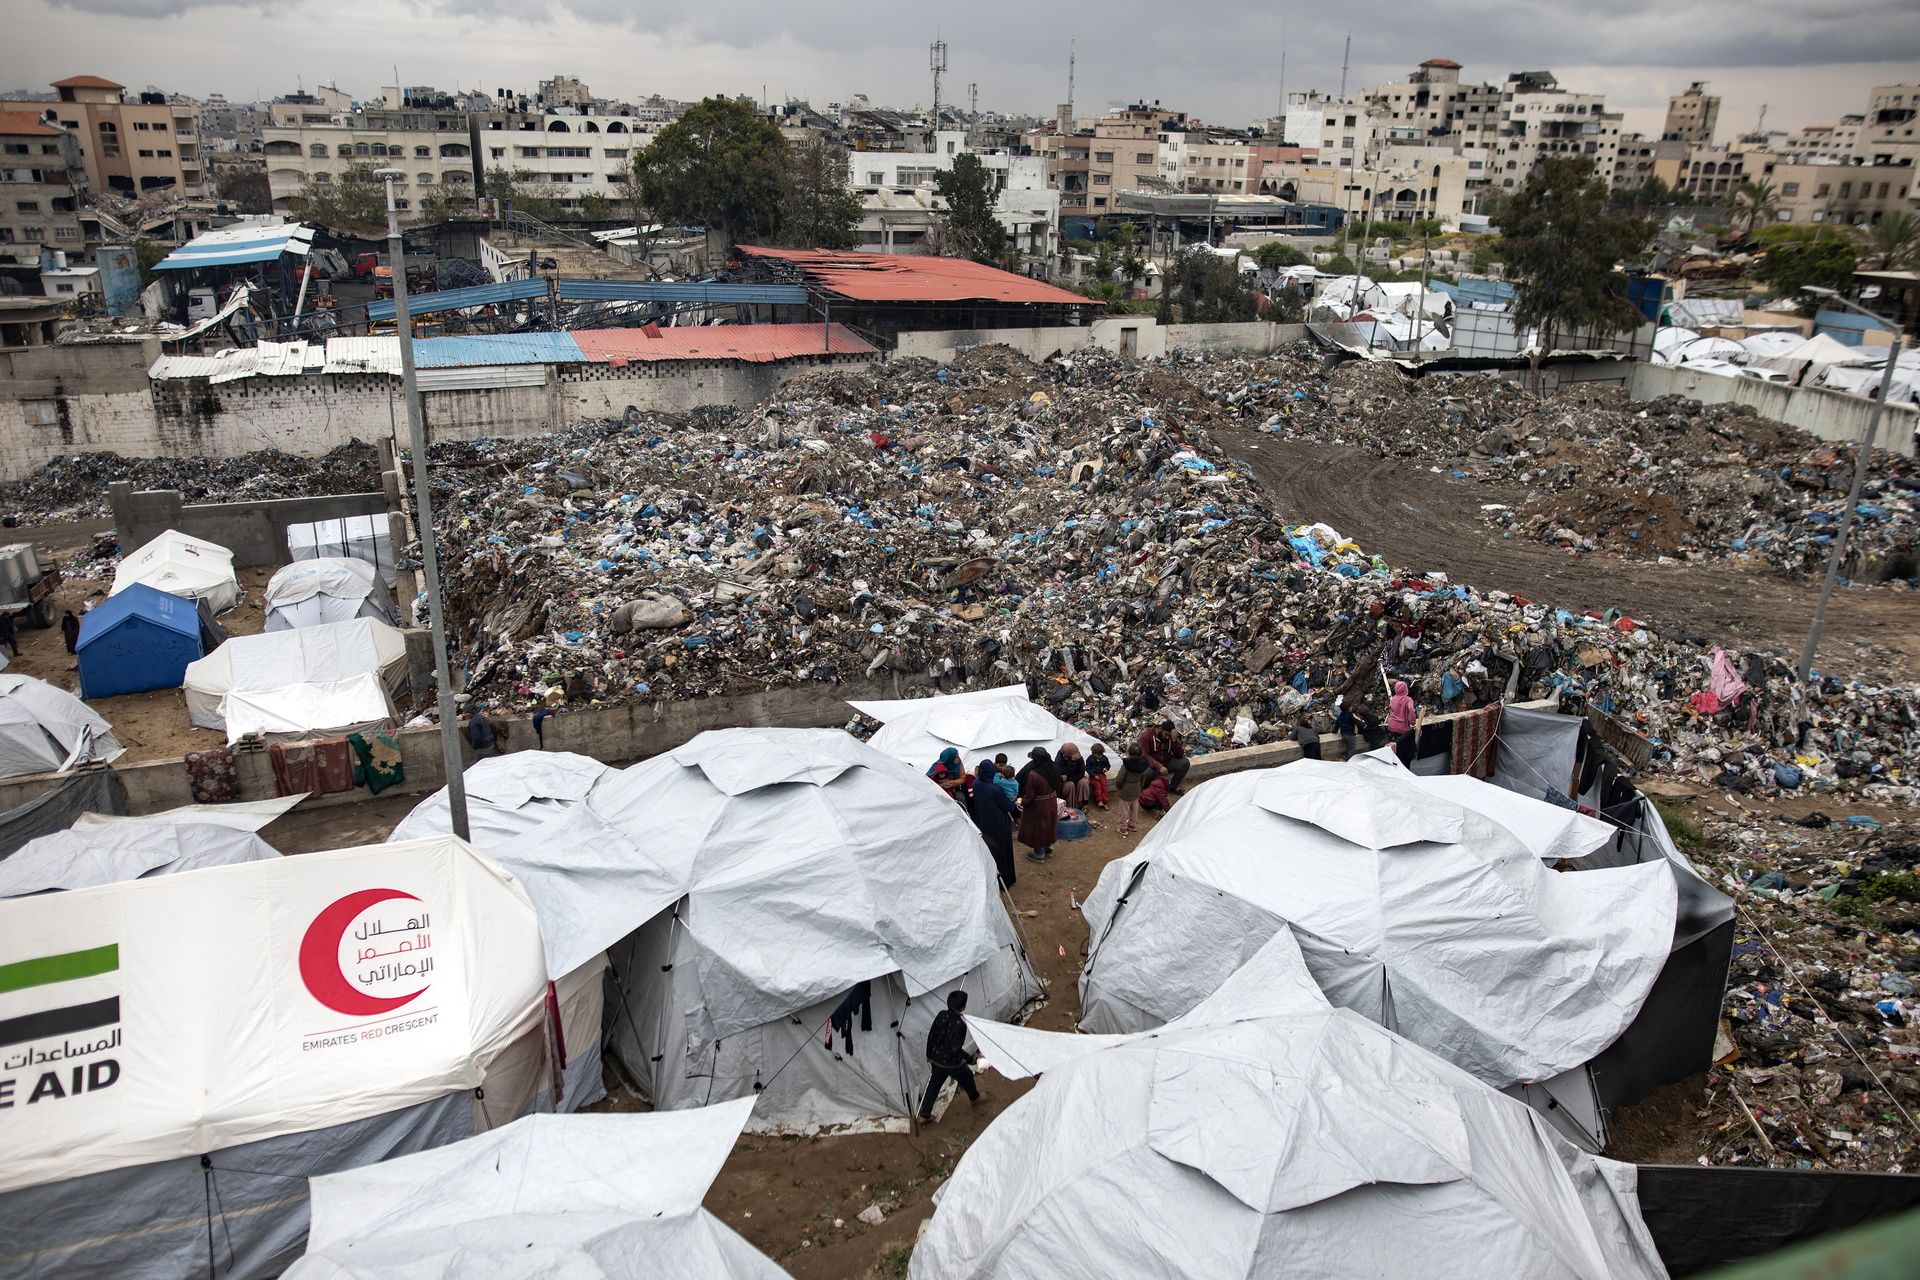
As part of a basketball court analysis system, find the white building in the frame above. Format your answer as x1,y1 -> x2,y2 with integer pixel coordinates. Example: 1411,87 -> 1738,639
1488,71 -> 1622,190
846,132 -> 1060,263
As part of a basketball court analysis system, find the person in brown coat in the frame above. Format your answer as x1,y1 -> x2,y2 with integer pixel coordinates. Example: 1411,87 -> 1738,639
1016,747 -> 1059,862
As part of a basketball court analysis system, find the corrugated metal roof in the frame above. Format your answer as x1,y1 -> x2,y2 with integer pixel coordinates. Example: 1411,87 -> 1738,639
737,247 -> 1094,306
322,336 -> 401,376
571,323 -> 874,363
366,277 -> 550,323
556,280 -> 811,305
155,222 -> 315,271
414,364 -> 550,391
410,332 -> 585,367
148,355 -> 227,379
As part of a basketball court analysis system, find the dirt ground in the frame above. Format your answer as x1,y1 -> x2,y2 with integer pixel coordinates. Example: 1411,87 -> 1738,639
1221,433 -> 1920,686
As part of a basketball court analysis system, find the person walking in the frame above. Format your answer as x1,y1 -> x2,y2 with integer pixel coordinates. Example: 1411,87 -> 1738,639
1055,742 -> 1090,808
61,609 -> 81,655
917,990 -> 985,1124
465,702 -> 499,758
1388,680 -> 1418,764
970,759 -> 1020,888
1137,720 -> 1190,794
1016,748 -> 1060,862
0,609 -> 17,658
1334,698 -> 1360,759
1085,742 -> 1113,809
1112,745 -> 1154,836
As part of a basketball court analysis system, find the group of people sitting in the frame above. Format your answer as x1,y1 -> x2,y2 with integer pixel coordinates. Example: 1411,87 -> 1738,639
924,720 -> 1194,888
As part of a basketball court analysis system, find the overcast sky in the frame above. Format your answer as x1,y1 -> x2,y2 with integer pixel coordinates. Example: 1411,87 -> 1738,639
6,0 -> 1916,141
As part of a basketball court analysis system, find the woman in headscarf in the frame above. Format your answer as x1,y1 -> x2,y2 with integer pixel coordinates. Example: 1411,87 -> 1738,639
1055,742 -> 1090,809
1387,679 -> 1419,764
1016,746 -> 1059,862
927,747 -> 969,806
970,759 -> 1020,888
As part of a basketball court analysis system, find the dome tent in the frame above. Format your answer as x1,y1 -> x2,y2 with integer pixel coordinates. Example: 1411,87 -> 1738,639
0,672 -> 124,778
75,581 -> 213,698
282,1100 -> 787,1280
1078,755 -> 1678,1148
388,751 -> 614,849
264,557 -> 399,632
848,682 -> 1106,772
110,529 -> 239,614
394,728 -> 1041,1131
916,929 -> 1668,1280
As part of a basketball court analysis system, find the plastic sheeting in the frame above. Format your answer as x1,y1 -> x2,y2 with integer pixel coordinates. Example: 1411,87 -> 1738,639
218,671 -> 395,744
0,673 -> 123,779
849,683 -> 1107,771
0,769 -> 125,860
70,793 -> 306,833
263,558 -> 398,632
183,618 -> 408,731
920,931 -> 1669,1280
109,530 -> 238,614
1078,758 -> 1678,1089
0,821 -> 279,896
284,1100 -> 787,1280
388,752 -> 613,851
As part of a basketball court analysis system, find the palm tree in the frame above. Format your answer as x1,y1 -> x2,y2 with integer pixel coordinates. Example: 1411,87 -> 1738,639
1862,210 -> 1919,269
1728,179 -> 1780,234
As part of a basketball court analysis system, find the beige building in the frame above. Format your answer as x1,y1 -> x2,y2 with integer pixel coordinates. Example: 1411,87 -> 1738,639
47,75 -> 203,199
1032,105 -> 1176,215
1,111 -> 88,284
1489,71 -> 1622,191
1663,83 -> 1720,146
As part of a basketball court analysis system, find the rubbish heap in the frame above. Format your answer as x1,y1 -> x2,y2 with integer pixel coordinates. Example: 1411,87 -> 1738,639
1678,803 -> 1920,1172
415,345 -> 1920,799
0,440 -> 384,524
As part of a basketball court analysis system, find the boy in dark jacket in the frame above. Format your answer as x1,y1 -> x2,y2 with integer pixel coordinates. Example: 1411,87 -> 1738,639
918,990 -> 985,1122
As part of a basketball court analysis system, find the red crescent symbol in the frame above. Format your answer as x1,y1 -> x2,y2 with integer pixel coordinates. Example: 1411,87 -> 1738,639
299,888 -> 429,1016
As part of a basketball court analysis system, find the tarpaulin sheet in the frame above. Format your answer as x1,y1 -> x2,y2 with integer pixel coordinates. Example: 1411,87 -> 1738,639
183,618 -> 408,731
849,683 -> 1106,771
0,769 -> 124,860
153,222 -> 314,271
0,675 -> 123,780
218,671 -> 394,744
0,822 -> 279,896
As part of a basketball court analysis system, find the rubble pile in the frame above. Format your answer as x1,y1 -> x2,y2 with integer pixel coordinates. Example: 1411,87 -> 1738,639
0,441 -> 385,524
419,345 -> 1920,799
1683,805 -> 1920,1170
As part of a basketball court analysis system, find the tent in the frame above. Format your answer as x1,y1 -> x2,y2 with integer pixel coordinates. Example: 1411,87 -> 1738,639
0,835 -> 594,1280
218,671 -> 398,744
917,930 -> 1668,1280
264,557 -> 400,632
288,515 -> 396,588
75,582 -> 212,698
1078,756 -> 1679,1148
183,617 -> 410,732
0,820 -> 279,896
392,727 -> 1042,1132
0,672 -> 124,778
1739,329 -> 1808,361
848,683 -> 1106,773
389,751 -> 614,850
1755,332 -> 1869,384
283,1099 -> 787,1280
71,792 -> 307,832
110,529 -> 239,614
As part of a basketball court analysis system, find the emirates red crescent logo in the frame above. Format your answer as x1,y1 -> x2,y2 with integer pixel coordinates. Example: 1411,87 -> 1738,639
299,889 -> 434,1016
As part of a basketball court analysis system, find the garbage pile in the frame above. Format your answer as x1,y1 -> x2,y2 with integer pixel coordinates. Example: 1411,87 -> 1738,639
0,441 -> 384,524
1683,804 -> 1920,1171
417,345 -> 1920,798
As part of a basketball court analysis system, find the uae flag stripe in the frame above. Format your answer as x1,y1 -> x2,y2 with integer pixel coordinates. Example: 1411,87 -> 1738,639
0,944 -> 119,995
0,997 -> 120,1048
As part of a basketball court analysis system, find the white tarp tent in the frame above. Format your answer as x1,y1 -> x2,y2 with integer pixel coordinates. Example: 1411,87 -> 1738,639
218,671 -> 397,744
284,1099 -> 788,1280
110,530 -> 239,614
0,672 -> 124,778
916,930 -> 1668,1280
183,617 -> 409,732
848,683 -> 1106,772
392,727 -> 1041,1132
1078,757 -> 1677,1145
264,557 -> 398,632
288,515 -> 396,588
0,820 -> 279,896
1754,332 -> 1868,384
70,792 -> 307,832
389,751 -> 614,850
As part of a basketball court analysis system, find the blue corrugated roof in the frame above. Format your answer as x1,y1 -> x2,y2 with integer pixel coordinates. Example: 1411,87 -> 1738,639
410,333 -> 586,367
154,223 -> 315,271
367,278 -> 550,323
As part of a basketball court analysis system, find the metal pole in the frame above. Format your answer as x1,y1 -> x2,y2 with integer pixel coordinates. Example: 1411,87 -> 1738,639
378,170 -> 470,840
1796,304 -> 1903,690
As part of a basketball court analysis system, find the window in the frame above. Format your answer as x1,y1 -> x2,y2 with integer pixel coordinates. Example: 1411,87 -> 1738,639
312,172 -> 331,184
1095,151 -> 1113,162
1879,183 -> 1890,198
137,149 -> 154,158
354,142 -> 370,156
337,144 -> 352,157
415,146 -> 430,157
393,198 -> 409,209
1840,182 -> 1851,197
15,201 -> 39,212
54,226 -> 78,240
371,143 -> 388,156
1781,182 -> 1799,196
1136,152 -> 1152,164
41,144 -> 59,155
1341,137 -> 1354,149
134,121 -> 150,131
547,120 -> 570,131
549,146 -> 590,157
21,226 -> 43,239
416,172 -> 433,184
156,149 -> 171,157
445,170 -> 470,184
490,148 -> 504,158
1816,183 -> 1830,197
603,148 -> 627,159
439,143 -> 469,157
308,143 -> 326,157
1,144 -> 22,155
1092,173 -> 1110,184
1344,115 -> 1356,126
97,121 -> 118,157
517,146 -> 542,158
1777,210 -> 1792,221
866,170 -> 885,184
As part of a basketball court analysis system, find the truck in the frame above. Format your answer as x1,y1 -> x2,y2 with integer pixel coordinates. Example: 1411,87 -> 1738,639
0,543 -> 63,629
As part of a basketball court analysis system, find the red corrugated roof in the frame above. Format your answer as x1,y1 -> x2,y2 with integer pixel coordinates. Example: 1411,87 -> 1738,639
737,247 -> 1093,306
52,75 -> 124,89
569,323 -> 876,364
0,112 -> 64,137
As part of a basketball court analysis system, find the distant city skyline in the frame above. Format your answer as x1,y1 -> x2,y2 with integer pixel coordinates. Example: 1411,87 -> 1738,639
7,0 -> 1915,145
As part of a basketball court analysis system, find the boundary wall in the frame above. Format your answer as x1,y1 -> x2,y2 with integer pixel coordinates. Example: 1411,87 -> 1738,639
1629,362 -> 1916,458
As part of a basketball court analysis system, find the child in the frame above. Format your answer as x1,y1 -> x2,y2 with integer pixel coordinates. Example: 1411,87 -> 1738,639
1111,745 -> 1154,836
1086,742 -> 1112,809
992,753 -> 1020,804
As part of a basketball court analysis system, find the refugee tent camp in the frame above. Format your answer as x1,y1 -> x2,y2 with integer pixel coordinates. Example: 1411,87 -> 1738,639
0,672 -> 123,778
282,1099 -> 789,1280
109,529 -> 239,614
74,582 -> 214,699
182,617 -> 409,735
388,751 -> 613,850
391,727 -> 1042,1131
0,819 -> 279,896
1077,749 -> 1694,1149
264,558 -> 400,632
848,683 -> 1106,771
916,930 -> 1669,1280
0,835 -> 580,1280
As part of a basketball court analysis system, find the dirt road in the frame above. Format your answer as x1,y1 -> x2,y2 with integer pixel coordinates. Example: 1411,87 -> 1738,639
1221,431 -> 1920,685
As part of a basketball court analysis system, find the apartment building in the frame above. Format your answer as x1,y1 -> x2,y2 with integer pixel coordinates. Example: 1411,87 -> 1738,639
0,112 -> 87,287
47,76 -> 203,198
1857,85 -> 1919,168
478,107 -> 663,202
1359,60 -> 1506,155
1664,83 -> 1720,146
1161,131 -> 1253,192
848,133 -> 1060,261
1766,163 -> 1912,228
1489,71 -> 1621,189
1033,105 -> 1178,214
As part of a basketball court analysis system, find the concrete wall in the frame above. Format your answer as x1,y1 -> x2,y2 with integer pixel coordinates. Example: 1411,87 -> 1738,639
108,482 -> 394,567
0,339 -> 166,482
894,319 -> 1308,365
1165,321 -> 1309,355
1628,362 -> 1918,458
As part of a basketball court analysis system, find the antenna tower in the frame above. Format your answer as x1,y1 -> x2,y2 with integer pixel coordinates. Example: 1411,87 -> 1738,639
969,83 -> 978,115
1339,34 -> 1350,98
1067,38 -> 1076,121
930,40 -> 948,130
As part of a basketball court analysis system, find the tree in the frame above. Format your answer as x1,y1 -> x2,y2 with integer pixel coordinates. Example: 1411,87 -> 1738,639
132,239 -> 168,287
1090,241 -> 1118,283
288,161 -> 388,232
630,96 -> 786,251
1728,179 -> 1780,234
1410,218 -> 1446,242
1111,221 -> 1141,251
1501,156 -> 1653,390
776,137 -> 862,250
1161,248 -> 1261,323
216,168 -> 271,215
934,152 -> 1008,265
485,166 -> 571,223
1862,210 -> 1919,269
1753,227 -> 1858,310
1252,240 -> 1309,270
1119,253 -> 1149,291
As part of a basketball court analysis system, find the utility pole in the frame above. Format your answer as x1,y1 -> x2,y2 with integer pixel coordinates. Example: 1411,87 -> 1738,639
1339,34 -> 1351,99
1067,38 -> 1076,126
1277,25 -> 1288,134
969,83 -> 978,116
374,169 -> 470,841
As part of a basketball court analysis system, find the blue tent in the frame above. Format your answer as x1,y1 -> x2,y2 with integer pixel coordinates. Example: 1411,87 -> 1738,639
76,583 -> 211,699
